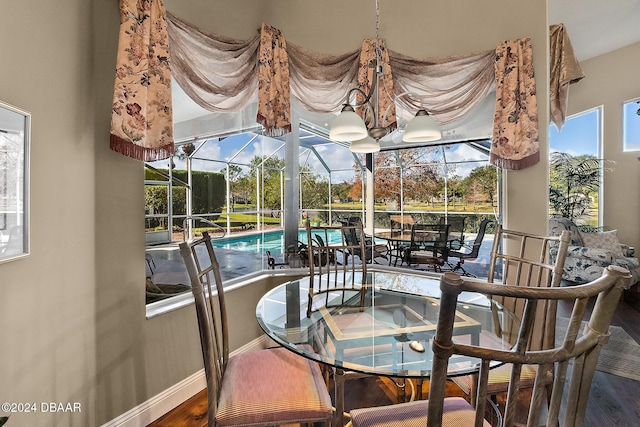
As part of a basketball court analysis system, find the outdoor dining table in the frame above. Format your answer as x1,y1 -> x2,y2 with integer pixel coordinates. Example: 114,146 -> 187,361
375,229 -> 451,267
255,269 -> 518,426
374,230 -> 414,266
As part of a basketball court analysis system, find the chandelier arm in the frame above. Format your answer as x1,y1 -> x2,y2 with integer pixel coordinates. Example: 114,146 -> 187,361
342,86 -> 377,130
344,86 -> 375,110
380,90 -> 425,126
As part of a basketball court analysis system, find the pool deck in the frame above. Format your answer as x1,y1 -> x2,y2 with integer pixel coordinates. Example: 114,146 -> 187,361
146,244 -> 266,286
146,233 -> 495,290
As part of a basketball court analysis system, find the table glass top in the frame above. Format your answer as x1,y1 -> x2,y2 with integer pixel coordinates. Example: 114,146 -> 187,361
256,270 -> 518,378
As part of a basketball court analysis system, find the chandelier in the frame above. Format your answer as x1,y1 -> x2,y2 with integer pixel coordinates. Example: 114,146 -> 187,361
329,0 -> 441,153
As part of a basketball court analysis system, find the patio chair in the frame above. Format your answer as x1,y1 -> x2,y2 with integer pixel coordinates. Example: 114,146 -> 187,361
390,214 -> 415,232
446,218 -> 492,277
403,223 -> 450,271
305,221 -> 369,315
350,266 -> 631,427
179,232 -> 332,427
341,217 -> 388,264
439,215 -> 466,250
451,225 -> 572,407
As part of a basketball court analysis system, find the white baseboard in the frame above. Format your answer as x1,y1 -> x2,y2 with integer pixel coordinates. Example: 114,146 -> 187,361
102,335 -> 271,427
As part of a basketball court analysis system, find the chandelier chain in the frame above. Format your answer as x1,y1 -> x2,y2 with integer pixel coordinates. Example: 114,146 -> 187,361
376,0 -> 380,49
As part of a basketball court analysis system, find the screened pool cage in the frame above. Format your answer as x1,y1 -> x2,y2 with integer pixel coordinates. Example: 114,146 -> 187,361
144,118 -> 500,251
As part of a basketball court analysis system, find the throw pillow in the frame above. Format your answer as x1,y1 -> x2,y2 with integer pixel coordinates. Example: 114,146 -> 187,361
580,229 -> 624,257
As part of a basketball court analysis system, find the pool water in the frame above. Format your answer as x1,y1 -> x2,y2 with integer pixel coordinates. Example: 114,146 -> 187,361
211,229 -> 344,255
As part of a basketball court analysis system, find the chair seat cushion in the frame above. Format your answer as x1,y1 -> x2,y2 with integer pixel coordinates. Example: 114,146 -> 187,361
350,397 -> 491,427
216,347 -> 332,426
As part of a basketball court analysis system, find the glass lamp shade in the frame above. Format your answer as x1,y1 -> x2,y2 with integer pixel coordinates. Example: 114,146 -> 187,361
403,109 -> 442,143
350,136 -> 380,153
329,106 -> 368,142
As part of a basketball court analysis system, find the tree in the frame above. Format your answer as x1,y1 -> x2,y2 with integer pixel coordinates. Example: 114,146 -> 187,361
462,166 -> 498,206
549,152 -> 611,222
404,164 -> 442,205
445,175 -> 465,206
145,185 -> 168,216
300,170 -> 329,209
350,147 -> 444,206
348,174 -> 363,201
227,164 -> 244,208
248,156 -> 285,210
331,181 -> 352,202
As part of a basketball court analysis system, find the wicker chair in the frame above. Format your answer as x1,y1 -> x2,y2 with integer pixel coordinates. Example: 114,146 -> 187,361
451,225 -> 572,406
350,267 -> 631,427
179,232 -> 332,427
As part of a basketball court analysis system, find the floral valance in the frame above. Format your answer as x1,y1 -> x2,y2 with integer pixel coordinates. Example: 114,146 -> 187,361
491,38 -> 539,170
256,24 -> 292,136
110,0 -> 174,162
110,0 -> 583,171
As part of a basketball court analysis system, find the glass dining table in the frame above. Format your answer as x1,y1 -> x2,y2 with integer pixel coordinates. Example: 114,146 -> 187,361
255,269 -> 518,426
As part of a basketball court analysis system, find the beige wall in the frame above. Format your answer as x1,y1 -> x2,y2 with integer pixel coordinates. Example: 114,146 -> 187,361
0,1 -> 109,426
0,1 -> 550,425
564,41 -> 640,250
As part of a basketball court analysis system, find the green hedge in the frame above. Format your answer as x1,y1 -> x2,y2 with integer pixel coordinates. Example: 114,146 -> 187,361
146,168 -> 226,214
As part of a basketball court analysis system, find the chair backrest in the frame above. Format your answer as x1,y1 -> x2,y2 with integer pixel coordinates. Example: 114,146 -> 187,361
306,221 -> 369,315
178,232 -> 227,421
448,218 -> 492,259
345,216 -> 363,226
427,267 -> 631,427
341,220 -> 377,262
390,214 -> 415,231
439,215 -> 465,247
488,225 -> 572,351
410,222 -> 449,253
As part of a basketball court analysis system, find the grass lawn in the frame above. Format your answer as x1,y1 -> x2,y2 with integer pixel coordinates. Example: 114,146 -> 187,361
329,201 -> 496,213
214,212 -> 281,226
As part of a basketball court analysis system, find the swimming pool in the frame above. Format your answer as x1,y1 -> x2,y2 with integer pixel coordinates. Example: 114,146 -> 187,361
212,228 -> 344,254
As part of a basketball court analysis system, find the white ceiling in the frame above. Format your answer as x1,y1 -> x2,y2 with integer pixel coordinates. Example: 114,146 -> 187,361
549,0 -> 640,61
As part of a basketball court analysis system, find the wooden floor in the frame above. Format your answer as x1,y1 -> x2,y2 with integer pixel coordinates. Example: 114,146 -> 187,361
148,290 -> 640,427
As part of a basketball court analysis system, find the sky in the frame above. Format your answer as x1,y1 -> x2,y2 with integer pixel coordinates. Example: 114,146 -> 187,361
549,109 -> 599,156
550,100 -> 640,155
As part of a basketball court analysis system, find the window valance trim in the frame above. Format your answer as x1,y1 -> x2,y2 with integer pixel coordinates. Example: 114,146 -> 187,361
109,0 -> 583,171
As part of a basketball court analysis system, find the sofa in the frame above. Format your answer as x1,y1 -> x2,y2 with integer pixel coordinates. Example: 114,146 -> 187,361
549,217 -> 640,286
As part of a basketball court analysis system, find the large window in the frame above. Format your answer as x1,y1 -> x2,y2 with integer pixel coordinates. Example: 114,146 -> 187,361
623,98 -> 640,152
145,88 -> 500,314
549,108 -> 602,226
144,134 -> 501,312
366,143 -> 498,232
